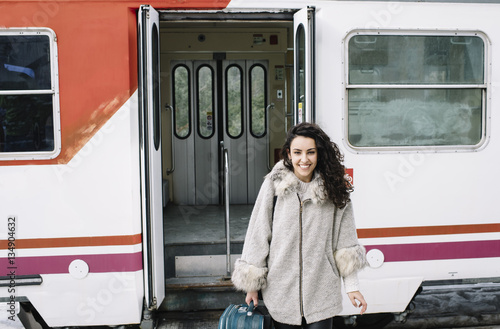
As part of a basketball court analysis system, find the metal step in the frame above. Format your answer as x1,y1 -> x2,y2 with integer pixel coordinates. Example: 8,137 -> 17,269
161,276 -> 243,312
164,242 -> 243,278
174,254 -> 241,277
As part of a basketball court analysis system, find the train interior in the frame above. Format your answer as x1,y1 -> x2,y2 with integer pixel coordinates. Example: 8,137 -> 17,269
158,13 -> 295,310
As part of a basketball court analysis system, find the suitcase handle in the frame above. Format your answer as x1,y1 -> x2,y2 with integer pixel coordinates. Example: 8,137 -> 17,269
247,301 -> 255,316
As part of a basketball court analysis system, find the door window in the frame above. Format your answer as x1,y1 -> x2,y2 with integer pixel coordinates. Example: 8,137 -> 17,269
249,64 -> 267,138
152,24 -> 161,151
295,24 -> 306,124
225,65 -> 243,138
197,65 -> 215,138
173,64 -> 191,139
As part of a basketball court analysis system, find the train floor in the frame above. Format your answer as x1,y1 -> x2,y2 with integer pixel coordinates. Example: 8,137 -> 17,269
163,203 -> 253,246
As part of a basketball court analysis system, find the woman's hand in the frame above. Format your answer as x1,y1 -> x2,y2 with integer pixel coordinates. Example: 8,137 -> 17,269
347,291 -> 367,315
245,291 -> 259,307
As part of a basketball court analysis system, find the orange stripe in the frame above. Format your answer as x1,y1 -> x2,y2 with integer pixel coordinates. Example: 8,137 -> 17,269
0,234 -> 142,250
358,224 -> 500,239
4,225 -> 498,249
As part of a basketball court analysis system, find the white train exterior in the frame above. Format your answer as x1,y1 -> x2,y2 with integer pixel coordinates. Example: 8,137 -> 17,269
0,0 -> 499,327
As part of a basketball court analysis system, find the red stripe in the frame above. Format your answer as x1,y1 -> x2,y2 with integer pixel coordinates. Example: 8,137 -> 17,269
366,240 -> 500,262
0,252 -> 143,276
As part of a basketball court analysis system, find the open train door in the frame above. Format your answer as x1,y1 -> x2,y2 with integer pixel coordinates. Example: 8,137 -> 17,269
294,6 -> 316,124
138,4 -> 165,314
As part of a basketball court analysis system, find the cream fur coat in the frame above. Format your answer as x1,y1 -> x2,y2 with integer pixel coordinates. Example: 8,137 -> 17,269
232,161 -> 367,325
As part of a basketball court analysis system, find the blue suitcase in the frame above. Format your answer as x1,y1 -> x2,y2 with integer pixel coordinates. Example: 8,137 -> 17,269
218,301 -> 273,329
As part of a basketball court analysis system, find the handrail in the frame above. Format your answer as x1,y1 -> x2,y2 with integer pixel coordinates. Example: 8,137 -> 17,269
219,141 -> 225,201
219,141 -> 225,176
223,147 -> 231,277
266,103 -> 275,171
165,104 -> 175,174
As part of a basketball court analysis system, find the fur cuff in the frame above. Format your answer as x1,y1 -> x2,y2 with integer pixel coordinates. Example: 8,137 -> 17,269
334,245 -> 367,277
231,259 -> 268,292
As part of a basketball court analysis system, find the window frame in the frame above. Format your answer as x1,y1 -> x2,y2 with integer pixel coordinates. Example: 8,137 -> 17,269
343,29 -> 490,153
249,63 -> 268,138
225,64 -> 244,139
151,24 -> 161,151
0,27 -> 61,160
196,64 -> 215,139
295,23 -> 306,124
172,64 -> 192,140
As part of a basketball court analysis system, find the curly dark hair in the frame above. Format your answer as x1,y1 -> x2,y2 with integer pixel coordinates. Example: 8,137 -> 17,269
280,122 -> 353,208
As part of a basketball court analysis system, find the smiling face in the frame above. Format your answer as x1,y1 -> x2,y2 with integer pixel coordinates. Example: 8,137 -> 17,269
287,136 -> 318,183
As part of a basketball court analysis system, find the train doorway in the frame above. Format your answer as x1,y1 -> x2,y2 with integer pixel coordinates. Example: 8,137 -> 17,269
169,59 -> 270,206
157,13 -> 298,309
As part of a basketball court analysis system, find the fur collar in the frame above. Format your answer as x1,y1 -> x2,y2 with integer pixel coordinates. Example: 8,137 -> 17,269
266,160 -> 328,204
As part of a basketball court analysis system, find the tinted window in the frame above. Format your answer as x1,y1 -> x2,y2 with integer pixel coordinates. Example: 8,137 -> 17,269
0,35 -> 51,90
0,31 -> 59,157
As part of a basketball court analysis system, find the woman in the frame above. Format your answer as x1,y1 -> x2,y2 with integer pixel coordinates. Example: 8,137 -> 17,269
232,122 -> 367,329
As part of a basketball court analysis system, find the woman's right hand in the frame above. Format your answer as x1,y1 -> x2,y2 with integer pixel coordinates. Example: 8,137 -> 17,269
245,291 -> 259,306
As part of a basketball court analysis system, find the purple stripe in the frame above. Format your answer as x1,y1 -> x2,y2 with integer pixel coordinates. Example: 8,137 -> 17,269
366,240 -> 500,262
0,252 -> 143,276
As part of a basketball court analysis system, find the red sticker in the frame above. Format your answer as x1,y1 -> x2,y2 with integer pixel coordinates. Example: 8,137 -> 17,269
345,168 -> 354,185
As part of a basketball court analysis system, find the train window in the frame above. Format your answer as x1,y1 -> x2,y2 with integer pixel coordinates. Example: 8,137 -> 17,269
173,65 -> 191,139
345,32 -> 487,150
0,29 -> 60,159
225,65 -> 243,138
249,64 -> 267,138
197,65 -> 215,139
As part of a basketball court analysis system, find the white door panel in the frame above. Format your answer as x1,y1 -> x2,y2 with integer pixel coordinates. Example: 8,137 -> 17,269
294,6 -> 315,124
138,4 -> 165,310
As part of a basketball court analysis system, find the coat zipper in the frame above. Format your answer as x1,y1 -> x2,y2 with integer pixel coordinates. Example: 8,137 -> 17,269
298,195 -> 304,318
297,194 -> 310,319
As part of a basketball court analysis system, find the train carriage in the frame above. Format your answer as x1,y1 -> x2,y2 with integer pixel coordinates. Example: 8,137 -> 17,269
0,0 -> 499,328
